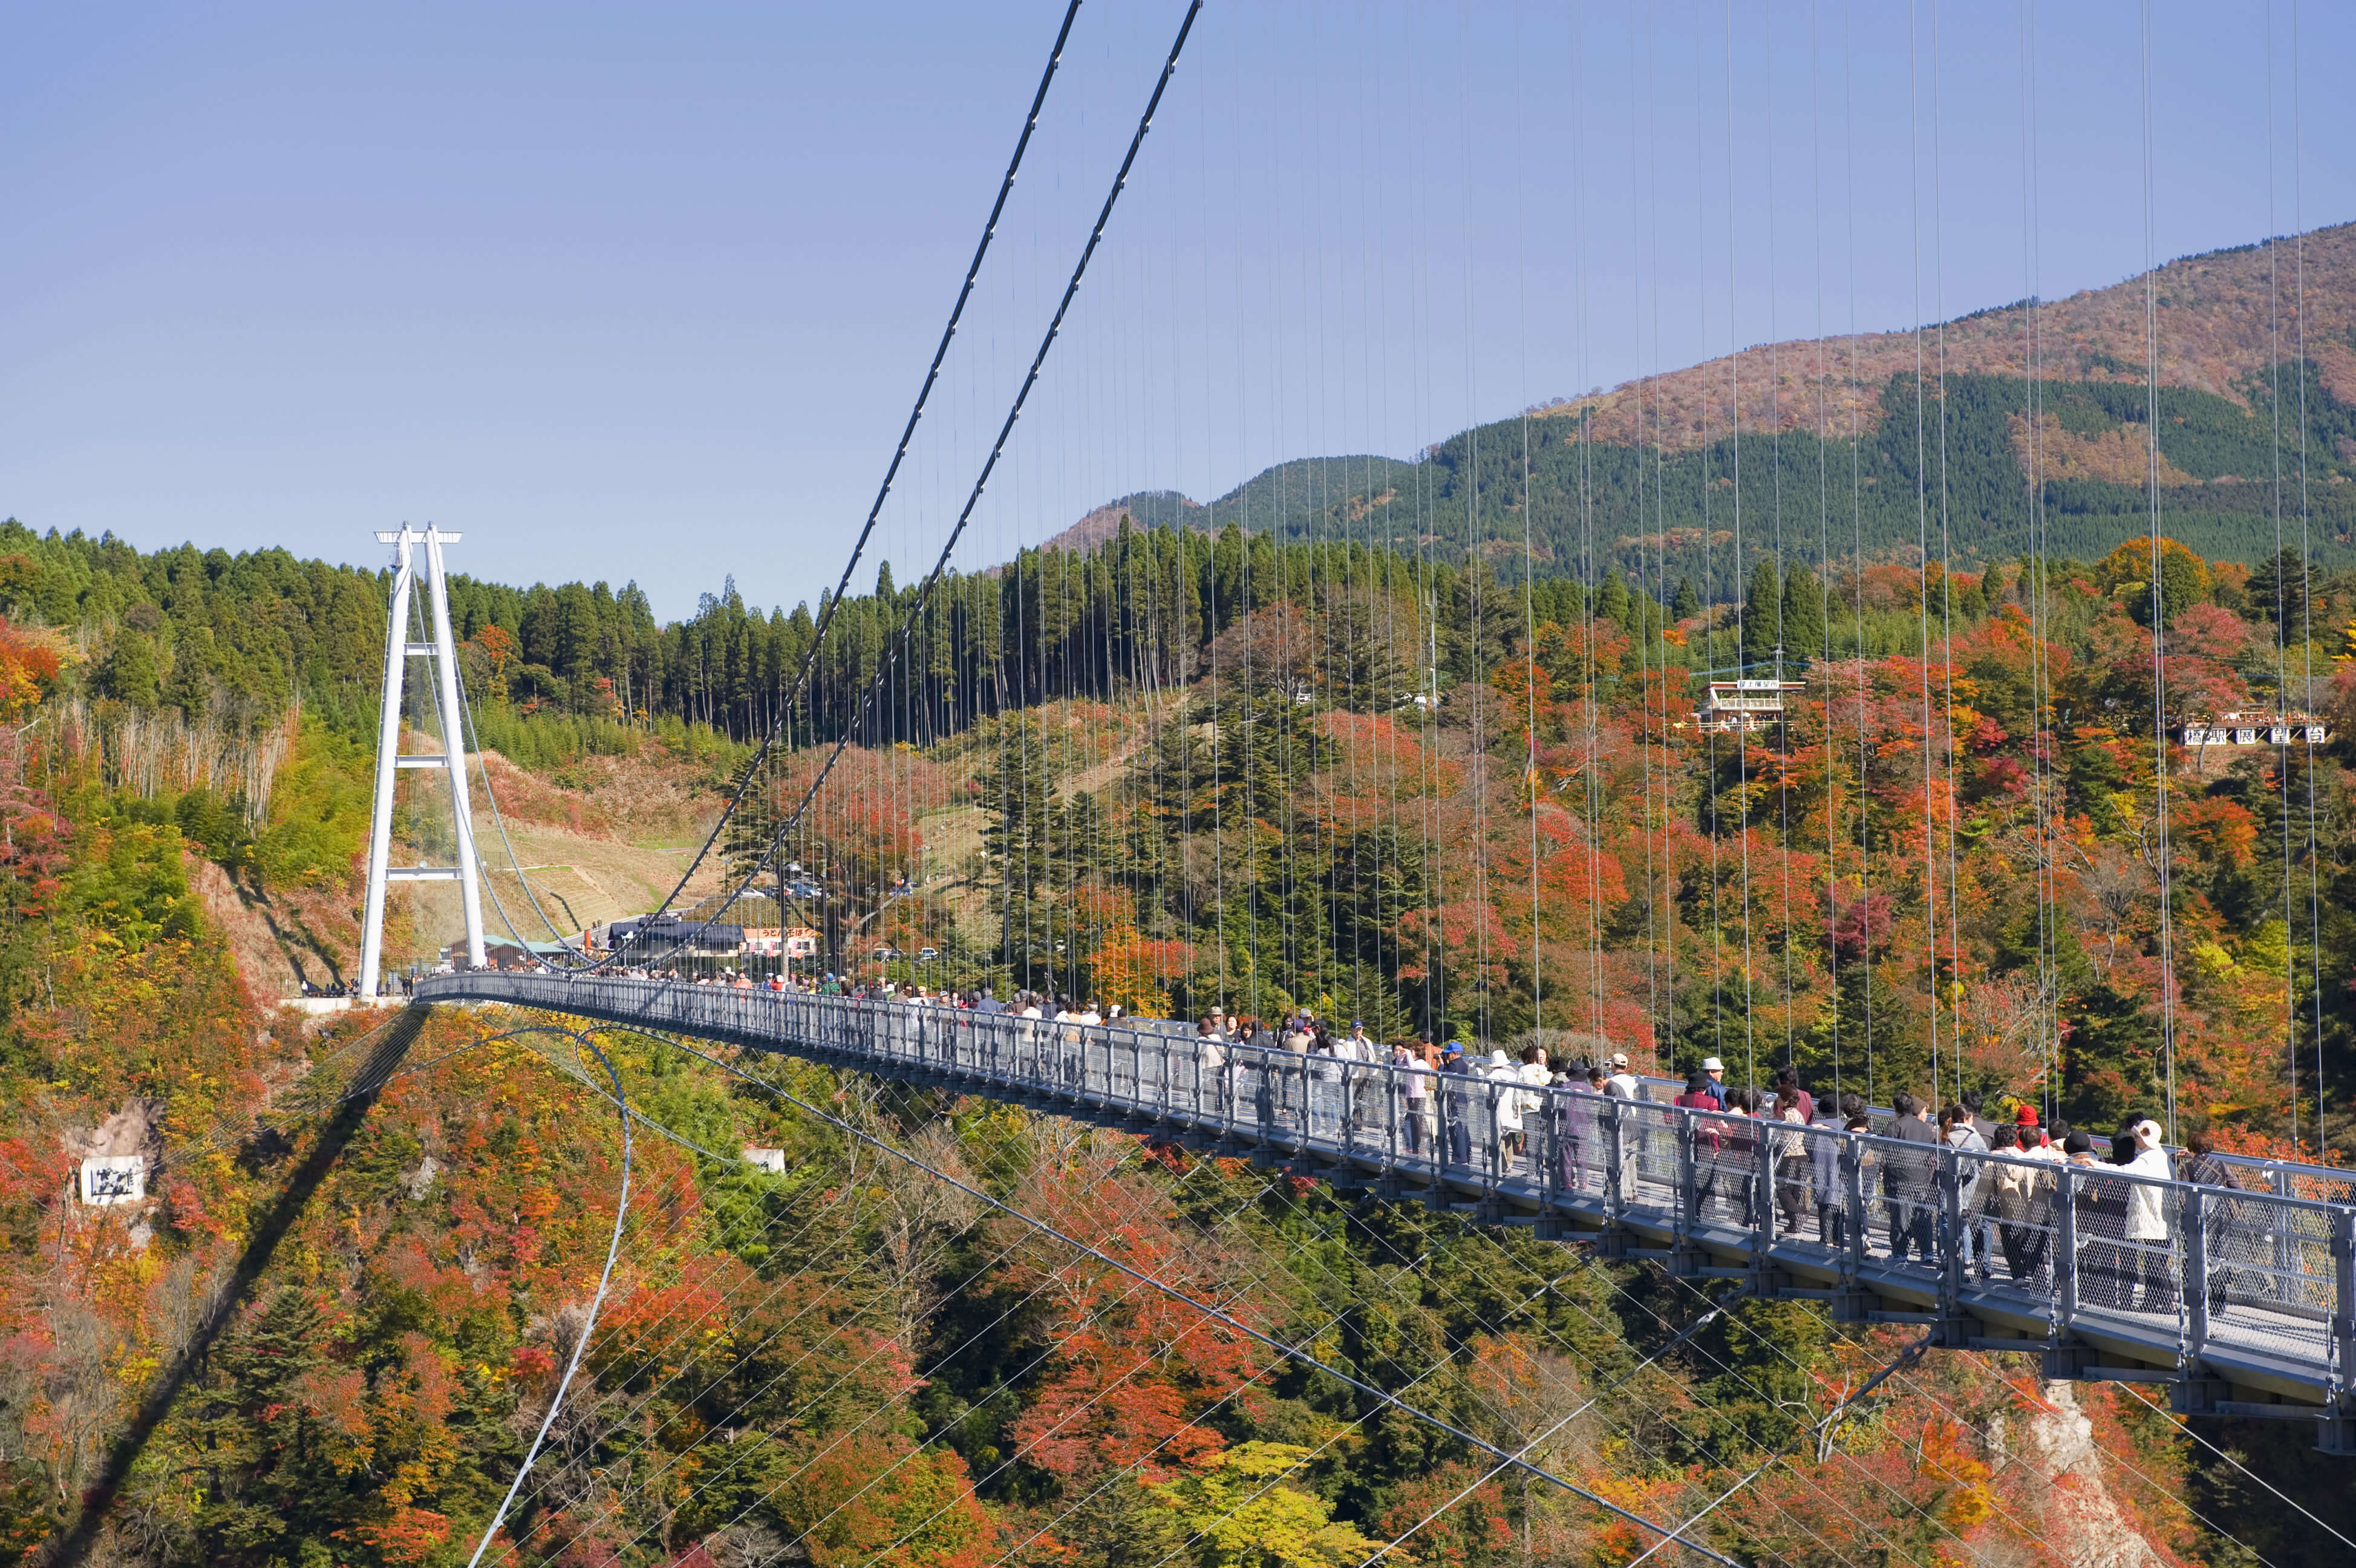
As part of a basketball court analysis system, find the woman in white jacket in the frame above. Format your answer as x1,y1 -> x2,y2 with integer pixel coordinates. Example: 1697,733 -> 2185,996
2120,1118 -> 2178,1312
1515,1045 -> 1552,1175
1487,1049 -> 1525,1159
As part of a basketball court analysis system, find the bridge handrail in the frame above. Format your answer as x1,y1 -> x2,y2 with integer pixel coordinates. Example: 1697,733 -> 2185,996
433,971 -> 2354,1190
434,970 -> 2356,1186
414,970 -> 2356,1399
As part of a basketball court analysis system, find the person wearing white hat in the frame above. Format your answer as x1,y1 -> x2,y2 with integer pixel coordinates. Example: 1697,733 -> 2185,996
2119,1117 -> 2177,1311
1600,1051 -> 1642,1191
1700,1056 -> 1729,1108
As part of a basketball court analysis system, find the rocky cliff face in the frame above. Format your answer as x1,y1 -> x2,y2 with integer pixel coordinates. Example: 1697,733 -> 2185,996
2021,1380 -> 2170,1568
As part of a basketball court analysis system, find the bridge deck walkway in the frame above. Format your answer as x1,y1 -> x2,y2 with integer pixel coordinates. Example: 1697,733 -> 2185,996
416,972 -> 2356,1433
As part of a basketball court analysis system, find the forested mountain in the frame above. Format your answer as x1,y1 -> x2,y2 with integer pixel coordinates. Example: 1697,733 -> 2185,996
1037,457 -> 1428,556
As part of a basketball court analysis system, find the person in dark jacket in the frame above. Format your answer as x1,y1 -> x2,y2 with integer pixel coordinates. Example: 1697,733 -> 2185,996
1961,1089 -> 1997,1146
2179,1128 -> 2242,1310
2180,1127 -> 2234,1186
1882,1094 -> 1940,1263
1809,1094 -> 1848,1244
1439,1042 -> 1475,1165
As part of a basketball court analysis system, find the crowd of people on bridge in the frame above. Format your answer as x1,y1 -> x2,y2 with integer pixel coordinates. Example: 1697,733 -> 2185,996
1054,998 -> 2266,1314
538,967 -> 2273,1315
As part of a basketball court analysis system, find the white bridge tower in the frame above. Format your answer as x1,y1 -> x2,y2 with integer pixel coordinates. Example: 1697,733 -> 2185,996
358,527 -> 485,1000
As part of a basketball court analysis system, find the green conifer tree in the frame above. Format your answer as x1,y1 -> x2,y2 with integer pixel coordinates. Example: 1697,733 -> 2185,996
2061,981 -> 2162,1129
1741,559 -> 1783,670
1596,567 -> 1631,628
182,1287 -> 347,1562
1780,563 -> 1829,664
2250,545 -> 2310,645
100,629 -> 161,708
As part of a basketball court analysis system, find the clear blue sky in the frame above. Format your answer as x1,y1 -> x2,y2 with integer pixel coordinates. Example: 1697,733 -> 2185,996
3,2 -> 2348,620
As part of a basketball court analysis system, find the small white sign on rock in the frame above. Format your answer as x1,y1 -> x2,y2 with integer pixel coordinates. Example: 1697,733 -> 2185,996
80,1155 -> 146,1207
740,1148 -> 788,1174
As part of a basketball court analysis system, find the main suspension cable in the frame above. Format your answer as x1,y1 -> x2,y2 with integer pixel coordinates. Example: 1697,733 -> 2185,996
607,0 -> 1088,949
612,0 -> 1206,979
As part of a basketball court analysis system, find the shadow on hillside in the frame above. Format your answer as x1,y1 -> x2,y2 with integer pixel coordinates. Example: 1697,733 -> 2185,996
45,1005 -> 429,1568
187,855 -> 357,995
248,889 -> 349,987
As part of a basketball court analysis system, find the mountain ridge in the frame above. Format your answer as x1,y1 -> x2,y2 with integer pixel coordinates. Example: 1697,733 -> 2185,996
1036,221 -> 2356,592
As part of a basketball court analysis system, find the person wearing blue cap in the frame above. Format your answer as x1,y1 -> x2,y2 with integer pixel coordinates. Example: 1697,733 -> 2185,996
1439,1040 -> 1473,1165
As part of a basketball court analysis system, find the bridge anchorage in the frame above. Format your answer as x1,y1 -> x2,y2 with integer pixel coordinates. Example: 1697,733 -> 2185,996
417,970 -> 2356,1452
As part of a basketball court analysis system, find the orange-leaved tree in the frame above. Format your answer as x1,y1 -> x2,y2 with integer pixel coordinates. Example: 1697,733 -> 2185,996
999,1148 -> 1278,1485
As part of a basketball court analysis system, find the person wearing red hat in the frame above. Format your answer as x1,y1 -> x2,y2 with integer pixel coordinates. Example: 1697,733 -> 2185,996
2012,1103 -> 2050,1151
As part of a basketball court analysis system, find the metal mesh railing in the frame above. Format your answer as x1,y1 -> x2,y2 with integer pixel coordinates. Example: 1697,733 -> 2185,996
415,972 -> 2356,1395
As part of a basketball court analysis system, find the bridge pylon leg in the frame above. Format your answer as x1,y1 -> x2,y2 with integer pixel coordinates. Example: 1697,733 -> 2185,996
359,526 -> 486,1002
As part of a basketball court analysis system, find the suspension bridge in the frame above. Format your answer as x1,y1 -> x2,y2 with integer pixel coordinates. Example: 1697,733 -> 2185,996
155,0 -> 2356,1562
416,970 -> 2356,1438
